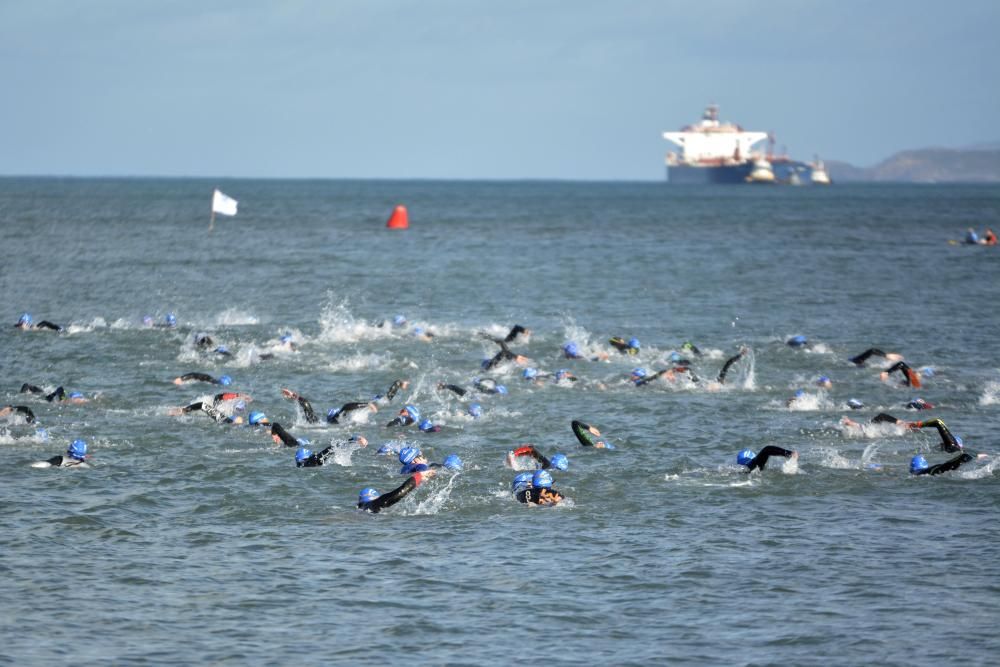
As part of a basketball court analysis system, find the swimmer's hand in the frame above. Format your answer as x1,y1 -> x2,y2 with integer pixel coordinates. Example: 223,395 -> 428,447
280,388 -> 299,400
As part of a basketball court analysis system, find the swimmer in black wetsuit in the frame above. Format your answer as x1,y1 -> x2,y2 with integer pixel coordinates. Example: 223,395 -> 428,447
609,337 -> 641,356
385,405 -> 420,428
37,439 -> 89,468
506,445 -> 569,471
736,446 -> 797,472
571,420 -> 615,449
880,361 -> 922,388
21,385 -> 88,403
479,335 -> 530,371
357,469 -> 437,513
294,434 -> 368,466
317,379 -> 409,424
173,372 -> 232,386
910,451 -> 975,475
172,392 -> 250,422
436,382 -> 468,398
13,313 -> 63,331
473,378 -> 508,395
849,348 -> 903,367
514,470 -> 564,506
910,418 -> 964,452
716,347 -> 748,384
631,366 -> 700,386
280,389 -> 319,423
0,405 -> 36,423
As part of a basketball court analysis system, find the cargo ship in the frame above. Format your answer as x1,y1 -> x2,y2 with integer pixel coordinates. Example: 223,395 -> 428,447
662,105 -> 819,184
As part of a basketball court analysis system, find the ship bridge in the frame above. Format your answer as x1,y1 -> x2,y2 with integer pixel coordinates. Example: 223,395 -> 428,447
663,105 -> 768,165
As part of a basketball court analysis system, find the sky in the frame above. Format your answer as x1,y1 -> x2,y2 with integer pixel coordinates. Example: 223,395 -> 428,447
1,0 -> 997,180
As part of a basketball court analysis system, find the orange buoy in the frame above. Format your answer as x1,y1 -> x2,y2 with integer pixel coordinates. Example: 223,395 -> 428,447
386,205 -> 409,229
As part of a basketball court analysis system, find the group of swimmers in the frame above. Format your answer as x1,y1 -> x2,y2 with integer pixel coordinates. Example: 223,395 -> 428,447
7,313 -> 989,511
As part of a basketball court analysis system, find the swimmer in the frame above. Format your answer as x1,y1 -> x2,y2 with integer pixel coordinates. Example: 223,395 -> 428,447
736,446 -> 797,472
905,398 -> 934,411
156,313 -> 178,329
964,228 -> 980,244
194,333 -> 215,349
505,445 -> 569,471
633,366 -> 699,387
481,339 -> 529,371
411,326 -> 435,341
880,361 -> 922,388
173,372 -> 232,386
716,347 -> 748,384
609,337 -> 641,356
815,375 -> 833,390
553,369 -> 577,384
681,341 -> 703,357
848,348 -> 903,366
910,452 -> 975,476
983,228 -> 998,245
270,422 -> 316,448
171,392 -> 251,423
329,401 -> 378,424
13,313 -> 63,331
418,419 -> 441,433
386,405 -> 420,428
436,382 -> 468,398
473,378 -> 508,395
514,470 -> 565,506
562,341 -> 608,362
0,405 -> 36,423
294,434 -> 368,467
279,388 -> 319,423
246,411 -> 271,428
786,335 -> 809,348
36,439 -> 89,468
503,324 -> 530,343
357,468 -> 437,513
910,418 -> 964,453
21,385 -> 89,404
571,420 -> 614,449
840,412 -> 913,429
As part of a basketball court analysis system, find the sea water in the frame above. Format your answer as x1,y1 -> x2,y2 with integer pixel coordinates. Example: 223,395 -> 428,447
1,178 -> 999,665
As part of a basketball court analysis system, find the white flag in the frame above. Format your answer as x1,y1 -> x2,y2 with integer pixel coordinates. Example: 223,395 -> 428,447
211,189 -> 238,216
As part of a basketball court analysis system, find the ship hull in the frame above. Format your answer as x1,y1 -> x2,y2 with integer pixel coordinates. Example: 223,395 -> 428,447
667,163 -> 755,184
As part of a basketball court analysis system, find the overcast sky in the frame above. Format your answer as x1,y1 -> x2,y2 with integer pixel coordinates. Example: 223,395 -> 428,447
1,1 -> 997,180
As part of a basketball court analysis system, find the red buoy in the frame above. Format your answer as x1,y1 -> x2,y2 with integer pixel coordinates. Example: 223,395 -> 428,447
386,205 -> 409,229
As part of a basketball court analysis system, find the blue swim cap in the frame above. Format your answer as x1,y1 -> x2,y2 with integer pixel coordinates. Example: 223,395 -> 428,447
392,315 -> 406,327
233,400 -> 247,413
910,454 -> 929,473
215,346 -> 229,354
399,447 -> 420,464
443,454 -> 463,470
921,367 -> 935,377
787,335 -> 807,347
142,315 -> 153,326
847,398 -> 864,409
549,453 -> 569,471
412,327 -> 424,336
511,471 -> 533,492
793,389 -> 805,398
817,376 -> 831,385
954,435 -> 964,449
377,443 -> 398,455
563,342 -> 579,357
68,391 -> 84,399
468,403 -> 482,417
555,369 -> 571,382
628,337 -> 640,349
496,385 -> 507,395
532,469 -> 553,489
359,487 -> 379,504
669,351 -> 682,362
279,333 -> 293,344
68,439 -> 87,461
632,368 -> 647,378
737,449 -> 756,466
248,411 -> 268,425
523,368 -> 538,380
418,419 -> 436,432
165,313 -> 177,327
327,408 -> 341,420
404,405 -> 420,422
219,375 -> 232,386
18,313 -> 32,326
295,447 -> 312,463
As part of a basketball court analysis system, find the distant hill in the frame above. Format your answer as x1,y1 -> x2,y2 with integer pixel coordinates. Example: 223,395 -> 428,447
829,147 -> 1000,183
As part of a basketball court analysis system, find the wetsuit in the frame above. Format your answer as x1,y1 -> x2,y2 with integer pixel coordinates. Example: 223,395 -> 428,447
45,387 -> 66,402
635,367 -> 700,387
609,337 -> 638,355
911,419 -> 963,453
41,455 -> 87,468
357,472 -> 429,513
681,341 -> 702,357
270,423 -> 301,448
0,405 -> 36,423
913,452 -> 975,476
385,411 -> 416,428
181,392 -> 246,423
15,320 -> 63,331
883,361 -> 921,388
515,486 -> 564,505
195,334 -> 215,349
176,372 -> 225,385
871,413 -> 905,425
571,420 -> 612,448
20,383 -> 45,395
509,445 -> 556,469
504,324 -> 529,343
474,378 -> 506,394
716,350 -> 747,383
328,402 -> 374,424
437,383 -> 468,398
483,343 -> 521,371
745,446 -> 794,472
383,380 -> 407,402
849,348 -> 890,366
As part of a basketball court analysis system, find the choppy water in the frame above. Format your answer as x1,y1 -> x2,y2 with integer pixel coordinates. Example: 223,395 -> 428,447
2,178 -> 999,666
